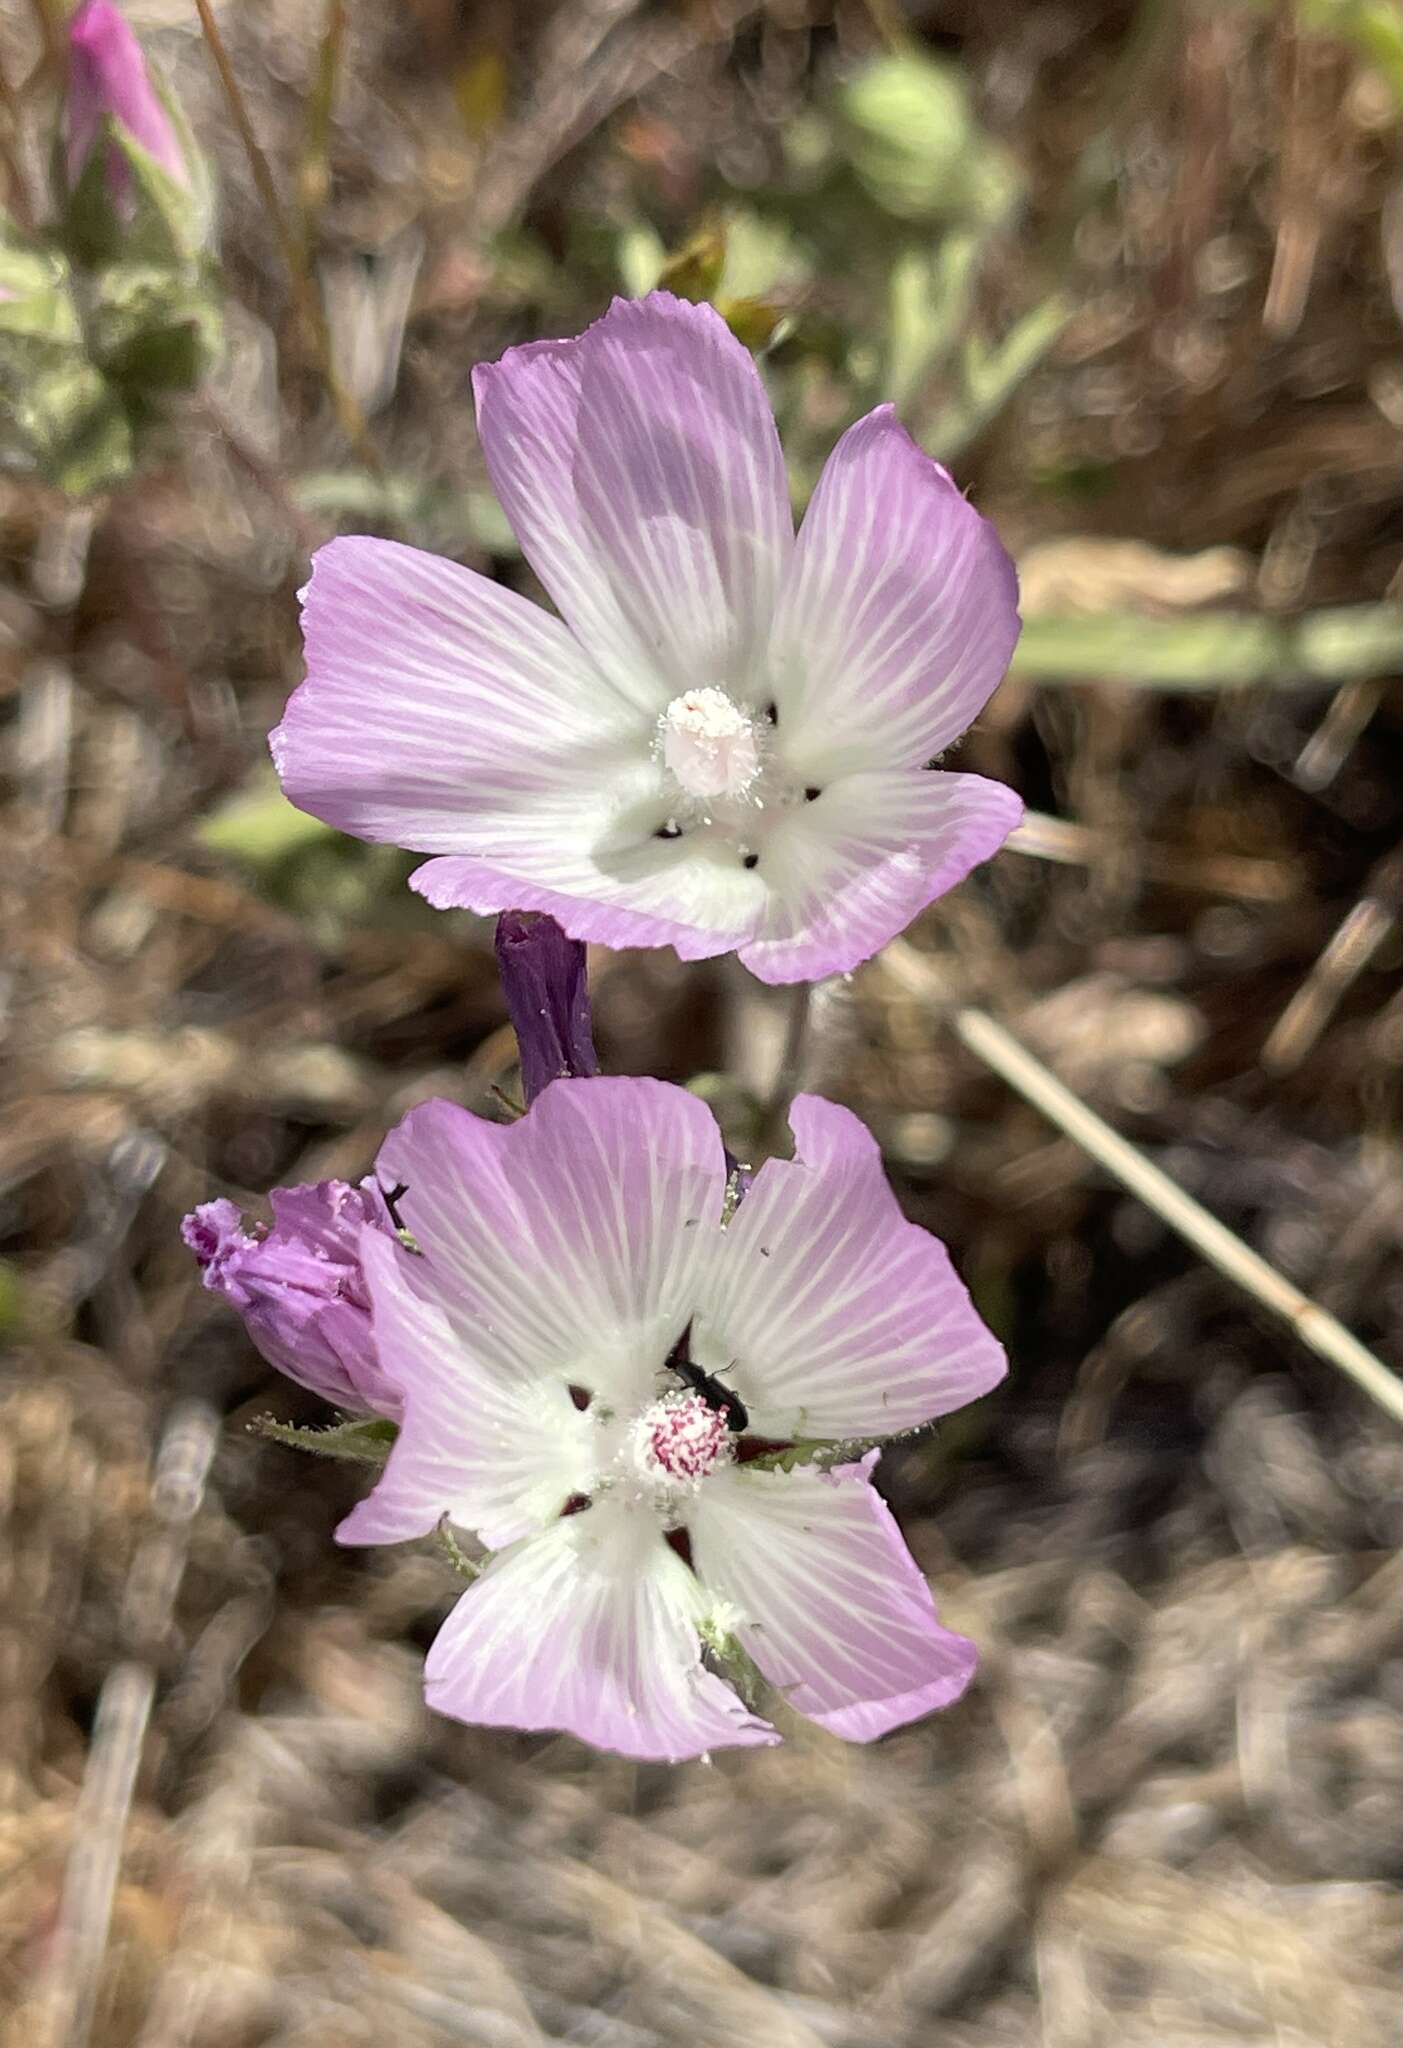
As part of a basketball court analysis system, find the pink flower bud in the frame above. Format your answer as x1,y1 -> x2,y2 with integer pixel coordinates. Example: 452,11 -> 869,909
65,0 -> 186,198
183,1181 -> 403,1419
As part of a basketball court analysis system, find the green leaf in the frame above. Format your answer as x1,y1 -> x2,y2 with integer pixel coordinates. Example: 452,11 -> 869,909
1012,604 -> 1403,691
839,51 -> 1021,224
199,773 -> 342,867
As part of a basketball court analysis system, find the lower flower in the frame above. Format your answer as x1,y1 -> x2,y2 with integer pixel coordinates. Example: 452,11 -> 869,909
331,1074 -> 1006,1760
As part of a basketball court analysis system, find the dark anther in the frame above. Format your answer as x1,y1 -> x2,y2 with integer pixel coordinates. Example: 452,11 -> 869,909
804,786 -> 821,802
742,852 -> 759,870
568,1384 -> 592,1411
561,1493 -> 592,1516
655,822 -> 682,840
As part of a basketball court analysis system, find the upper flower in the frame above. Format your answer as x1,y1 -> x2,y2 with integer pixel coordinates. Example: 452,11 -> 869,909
335,1075 -> 1006,1760
65,1 -> 187,199
183,1179 -> 402,1420
273,292 -> 1023,984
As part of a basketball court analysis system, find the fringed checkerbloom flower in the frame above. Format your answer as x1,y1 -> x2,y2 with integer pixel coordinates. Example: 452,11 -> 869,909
273,292 -> 1023,984
336,1076 -> 1006,1760
183,1180 -> 402,1420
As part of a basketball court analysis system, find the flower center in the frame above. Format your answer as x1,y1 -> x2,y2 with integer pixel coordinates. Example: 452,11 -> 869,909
658,688 -> 760,803
624,1391 -> 734,1501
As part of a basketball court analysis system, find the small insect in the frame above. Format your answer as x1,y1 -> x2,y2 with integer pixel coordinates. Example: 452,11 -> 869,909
381,1181 -> 410,1232
663,1320 -> 749,1433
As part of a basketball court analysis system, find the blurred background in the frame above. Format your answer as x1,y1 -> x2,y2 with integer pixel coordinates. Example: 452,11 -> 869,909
4,1 -> 1403,2042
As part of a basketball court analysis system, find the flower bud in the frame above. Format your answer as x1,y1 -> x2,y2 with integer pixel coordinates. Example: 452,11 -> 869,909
183,1181 -> 402,1419
65,1 -> 186,202
494,911 -> 599,1105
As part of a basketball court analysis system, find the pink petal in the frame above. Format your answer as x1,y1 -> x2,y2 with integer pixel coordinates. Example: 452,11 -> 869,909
737,767 -> 1023,983
474,292 -> 793,705
769,406 -> 1020,778
373,1080 -> 727,1412
424,1501 -> 778,1761
337,1230 -> 596,1552
696,1094 -> 1005,1439
274,535 -> 643,850
689,1456 -> 977,1741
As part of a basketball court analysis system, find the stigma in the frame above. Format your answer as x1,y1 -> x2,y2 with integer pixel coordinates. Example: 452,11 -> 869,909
658,688 -> 761,804
621,1391 -> 734,1506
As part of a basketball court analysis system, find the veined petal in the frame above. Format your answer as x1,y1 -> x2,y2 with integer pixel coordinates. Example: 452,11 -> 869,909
424,1498 -> 778,1761
374,1079 -> 728,1411
695,1094 -> 1005,1440
690,1456 -> 976,1741
410,833 -> 764,961
273,535 -> 644,848
769,406 -> 1020,777
738,768 -> 1022,984
473,292 -> 793,706
337,1230 -> 595,1551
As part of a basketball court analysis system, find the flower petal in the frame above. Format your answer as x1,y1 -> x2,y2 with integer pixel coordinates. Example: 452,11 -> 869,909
424,1499 -> 778,1761
696,1093 -> 1005,1439
374,1079 -> 727,1411
410,835 -> 764,961
337,1229 -> 595,1551
690,1455 -> 976,1741
769,406 -> 1020,777
273,535 -> 644,849
474,292 -> 793,706
737,767 -> 1022,983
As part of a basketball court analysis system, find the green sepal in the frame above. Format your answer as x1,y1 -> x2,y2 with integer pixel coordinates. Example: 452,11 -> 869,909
251,1413 -> 399,1465
59,89 -> 212,272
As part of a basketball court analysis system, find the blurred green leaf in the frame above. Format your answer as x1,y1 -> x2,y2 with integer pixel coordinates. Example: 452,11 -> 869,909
657,217 -> 728,302
1013,604 -> 1403,690
924,293 -> 1071,459
839,51 -> 1021,224
1299,0 -> 1403,107
199,774 -> 339,866
0,1260 -> 23,1340
293,470 -> 519,555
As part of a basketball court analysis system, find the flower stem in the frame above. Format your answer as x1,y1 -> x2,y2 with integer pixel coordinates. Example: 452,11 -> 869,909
191,0 -> 381,474
760,981 -> 812,1147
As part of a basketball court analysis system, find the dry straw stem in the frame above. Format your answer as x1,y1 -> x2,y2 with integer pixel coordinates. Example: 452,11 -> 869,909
190,0 -> 380,473
33,1400 -> 220,2048
948,997 -> 1403,1429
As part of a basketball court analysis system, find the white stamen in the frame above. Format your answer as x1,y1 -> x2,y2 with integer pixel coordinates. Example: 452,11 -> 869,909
659,688 -> 760,803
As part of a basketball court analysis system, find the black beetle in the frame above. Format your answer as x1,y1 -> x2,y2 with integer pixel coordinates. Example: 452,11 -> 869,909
663,1320 -> 748,1433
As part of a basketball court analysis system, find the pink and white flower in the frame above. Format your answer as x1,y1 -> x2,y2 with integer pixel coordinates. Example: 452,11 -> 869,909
273,292 -> 1023,984
338,1075 -> 1005,1760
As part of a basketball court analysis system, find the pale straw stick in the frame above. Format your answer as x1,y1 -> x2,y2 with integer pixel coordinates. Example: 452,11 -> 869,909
951,1001 -> 1403,1427
35,1400 -> 220,2048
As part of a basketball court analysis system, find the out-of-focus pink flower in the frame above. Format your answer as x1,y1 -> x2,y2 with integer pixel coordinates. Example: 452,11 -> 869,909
65,0 -> 186,198
273,292 -> 1023,985
334,1075 -> 1005,1760
183,1180 -> 402,1420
